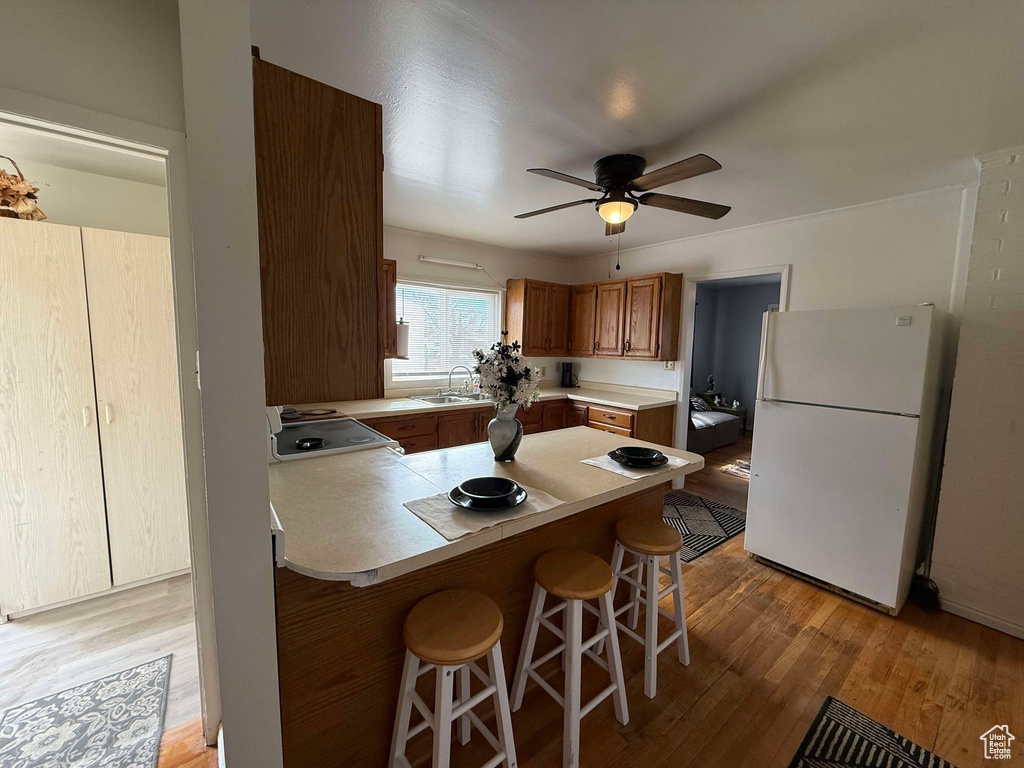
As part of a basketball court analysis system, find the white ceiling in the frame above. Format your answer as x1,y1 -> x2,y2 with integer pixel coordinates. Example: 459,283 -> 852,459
0,121 -> 166,186
251,0 -> 1024,258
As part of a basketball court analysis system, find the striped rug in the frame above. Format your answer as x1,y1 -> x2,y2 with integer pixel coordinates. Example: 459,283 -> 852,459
663,491 -> 746,563
789,697 -> 958,767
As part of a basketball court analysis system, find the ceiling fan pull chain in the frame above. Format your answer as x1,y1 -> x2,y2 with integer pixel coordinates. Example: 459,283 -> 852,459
615,231 -> 621,271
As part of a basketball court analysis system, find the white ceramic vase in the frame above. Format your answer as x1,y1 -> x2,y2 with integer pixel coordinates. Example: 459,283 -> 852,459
488,404 -> 523,462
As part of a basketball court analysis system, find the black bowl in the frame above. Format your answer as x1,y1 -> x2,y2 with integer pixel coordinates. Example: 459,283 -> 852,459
457,476 -> 520,502
612,446 -> 664,464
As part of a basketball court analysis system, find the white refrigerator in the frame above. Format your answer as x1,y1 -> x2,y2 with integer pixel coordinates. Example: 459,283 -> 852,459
745,305 -> 942,613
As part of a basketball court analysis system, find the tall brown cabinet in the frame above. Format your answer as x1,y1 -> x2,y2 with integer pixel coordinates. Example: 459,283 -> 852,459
254,57 -> 385,405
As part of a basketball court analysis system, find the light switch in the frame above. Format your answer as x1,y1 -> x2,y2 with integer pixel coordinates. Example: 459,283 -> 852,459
896,315 -> 912,327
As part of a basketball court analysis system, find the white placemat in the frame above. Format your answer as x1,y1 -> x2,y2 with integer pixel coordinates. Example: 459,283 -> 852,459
403,484 -> 564,541
581,454 -> 690,479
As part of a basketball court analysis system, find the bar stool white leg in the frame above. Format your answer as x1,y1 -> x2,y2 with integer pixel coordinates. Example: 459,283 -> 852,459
563,599 -> 583,768
670,551 -> 691,665
457,664 -> 472,745
511,584 -> 546,711
644,554 -> 660,698
488,641 -> 519,768
598,590 -> 629,726
389,650 -> 419,768
628,554 -> 644,630
433,666 -> 454,768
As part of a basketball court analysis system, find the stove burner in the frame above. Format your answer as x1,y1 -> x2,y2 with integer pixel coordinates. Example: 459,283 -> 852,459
346,436 -> 375,444
295,436 -> 325,451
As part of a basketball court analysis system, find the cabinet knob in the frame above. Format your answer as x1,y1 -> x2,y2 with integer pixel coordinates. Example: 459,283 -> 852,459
82,406 -> 93,427
105,403 -> 114,424
625,339 -> 631,351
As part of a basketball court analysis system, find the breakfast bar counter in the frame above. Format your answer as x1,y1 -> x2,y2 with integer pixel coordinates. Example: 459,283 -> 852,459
271,428 -> 703,767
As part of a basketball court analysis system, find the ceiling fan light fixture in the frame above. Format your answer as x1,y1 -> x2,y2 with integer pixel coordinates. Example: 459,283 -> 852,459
597,198 -> 637,224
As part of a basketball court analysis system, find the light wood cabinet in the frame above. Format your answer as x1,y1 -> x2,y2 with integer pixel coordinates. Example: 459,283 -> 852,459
82,229 -> 190,586
505,279 -> 570,356
569,284 -> 597,357
0,219 -> 111,614
254,58 -> 384,405
381,259 -> 397,359
595,281 -> 627,356
586,403 -> 677,447
0,220 -> 190,616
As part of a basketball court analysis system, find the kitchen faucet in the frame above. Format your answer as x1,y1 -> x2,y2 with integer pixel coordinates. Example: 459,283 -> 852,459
447,365 -> 474,394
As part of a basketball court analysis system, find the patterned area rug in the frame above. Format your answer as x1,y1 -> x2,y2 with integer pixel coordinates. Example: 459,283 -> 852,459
721,459 -> 751,479
789,697 -> 958,767
663,491 -> 746,562
0,655 -> 171,768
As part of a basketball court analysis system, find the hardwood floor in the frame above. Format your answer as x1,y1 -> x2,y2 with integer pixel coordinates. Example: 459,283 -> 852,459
0,574 -> 202,731
159,719 -> 218,768
159,435 -> 1023,767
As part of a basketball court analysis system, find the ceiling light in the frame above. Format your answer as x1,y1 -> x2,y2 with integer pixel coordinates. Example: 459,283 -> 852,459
597,198 -> 637,224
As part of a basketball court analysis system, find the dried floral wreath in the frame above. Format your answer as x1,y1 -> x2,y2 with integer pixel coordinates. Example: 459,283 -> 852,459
0,155 -> 46,221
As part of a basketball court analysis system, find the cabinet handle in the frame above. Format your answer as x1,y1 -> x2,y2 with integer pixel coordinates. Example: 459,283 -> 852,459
625,339 -> 631,351
594,339 -> 599,350
82,406 -> 93,427
105,403 -> 114,424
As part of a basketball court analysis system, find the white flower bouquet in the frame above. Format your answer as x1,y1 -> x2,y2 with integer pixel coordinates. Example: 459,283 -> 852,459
472,333 -> 541,412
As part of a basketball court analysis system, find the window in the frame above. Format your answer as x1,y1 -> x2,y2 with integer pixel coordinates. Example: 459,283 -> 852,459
391,281 -> 502,382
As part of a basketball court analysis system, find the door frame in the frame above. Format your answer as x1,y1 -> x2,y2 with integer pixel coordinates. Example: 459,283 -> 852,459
0,87 -> 220,744
676,264 -> 791,455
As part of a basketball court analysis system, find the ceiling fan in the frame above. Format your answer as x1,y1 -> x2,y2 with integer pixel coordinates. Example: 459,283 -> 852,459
515,153 -> 731,235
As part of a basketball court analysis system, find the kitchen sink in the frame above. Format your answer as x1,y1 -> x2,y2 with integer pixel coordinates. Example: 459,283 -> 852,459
457,393 -> 491,401
411,395 -> 467,404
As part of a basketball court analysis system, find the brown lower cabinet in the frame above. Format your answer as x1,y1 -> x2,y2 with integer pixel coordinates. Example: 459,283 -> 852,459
360,399 -> 677,453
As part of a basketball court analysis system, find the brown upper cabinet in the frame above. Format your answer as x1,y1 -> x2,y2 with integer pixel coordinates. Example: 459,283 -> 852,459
569,284 -> 597,356
505,279 -> 570,356
381,259 -> 398,359
506,272 -> 682,362
595,281 -> 627,356
254,57 -> 384,405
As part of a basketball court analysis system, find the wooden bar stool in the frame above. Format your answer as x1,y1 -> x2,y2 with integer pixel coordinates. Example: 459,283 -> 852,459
390,589 -> 517,768
510,549 -> 628,768
605,517 -> 690,698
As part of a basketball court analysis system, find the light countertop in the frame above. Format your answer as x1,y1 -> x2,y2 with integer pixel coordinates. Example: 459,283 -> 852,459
269,427 -> 702,585
297,384 -> 679,421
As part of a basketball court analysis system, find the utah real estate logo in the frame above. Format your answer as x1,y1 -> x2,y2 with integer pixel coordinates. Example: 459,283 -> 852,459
980,725 -> 1015,760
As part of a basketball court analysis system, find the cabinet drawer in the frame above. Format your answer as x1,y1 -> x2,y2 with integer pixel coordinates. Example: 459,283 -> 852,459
399,433 -> 437,454
368,414 -> 436,439
587,421 -> 632,437
587,406 -> 634,429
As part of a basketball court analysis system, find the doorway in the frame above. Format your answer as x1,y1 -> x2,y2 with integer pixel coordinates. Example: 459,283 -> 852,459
680,268 -> 787,508
0,111 -> 208,760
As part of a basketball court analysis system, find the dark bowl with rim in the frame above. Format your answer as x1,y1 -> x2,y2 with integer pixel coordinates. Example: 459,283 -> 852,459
609,446 -> 666,467
456,477 -> 520,507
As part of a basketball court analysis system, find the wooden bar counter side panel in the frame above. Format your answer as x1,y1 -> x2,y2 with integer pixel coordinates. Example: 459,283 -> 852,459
634,404 -> 678,448
275,482 -> 670,768
254,58 -> 384,405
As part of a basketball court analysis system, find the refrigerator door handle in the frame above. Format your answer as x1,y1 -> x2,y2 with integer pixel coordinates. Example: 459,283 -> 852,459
756,310 -> 772,400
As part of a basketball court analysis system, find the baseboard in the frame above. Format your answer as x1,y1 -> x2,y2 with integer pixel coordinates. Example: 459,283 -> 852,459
940,597 -> 1024,640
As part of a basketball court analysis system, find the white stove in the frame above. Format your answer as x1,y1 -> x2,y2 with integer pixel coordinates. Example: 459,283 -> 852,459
266,406 -> 399,461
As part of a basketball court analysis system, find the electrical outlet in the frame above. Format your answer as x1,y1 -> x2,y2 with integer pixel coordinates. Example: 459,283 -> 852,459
537,366 -> 546,378
663,360 -> 676,371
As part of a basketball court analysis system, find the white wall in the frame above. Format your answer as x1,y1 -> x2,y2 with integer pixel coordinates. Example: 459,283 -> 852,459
930,146 -> 1024,639
178,0 -> 283,764
1,0 -> 185,131
16,160 -> 169,236
567,187 -> 966,391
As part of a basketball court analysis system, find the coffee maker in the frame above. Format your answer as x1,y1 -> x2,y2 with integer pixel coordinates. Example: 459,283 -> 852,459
560,362 -> 578,388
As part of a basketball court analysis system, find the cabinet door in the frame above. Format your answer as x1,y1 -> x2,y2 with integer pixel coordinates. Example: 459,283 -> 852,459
624,275 -> 662,358
381,259 -> 397,358
546,284 -> 571,356
542,401 -> 568,431
476,408 -> 492,442
0,219 -> 110,613
522,281 -> 550,354
254,58 -> 384,404
569,284 -> 597,356
82,229 -> 190,586
569,402 -> 589,426
595,281 -> 626,356
438,410 -> 479,448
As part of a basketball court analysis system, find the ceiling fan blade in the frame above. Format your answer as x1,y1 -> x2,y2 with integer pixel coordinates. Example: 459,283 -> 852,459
527,168 -> 606,192
638,193 -> 731,220
514,199 -> 598,219
605,221 -> 625,236
630,153 -> 722,191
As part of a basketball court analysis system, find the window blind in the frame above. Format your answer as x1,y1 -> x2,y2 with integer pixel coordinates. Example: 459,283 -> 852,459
392,281 -> 501,381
